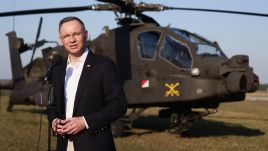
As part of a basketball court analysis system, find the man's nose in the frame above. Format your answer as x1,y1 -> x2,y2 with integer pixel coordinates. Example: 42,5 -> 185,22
69,35 -> 76,42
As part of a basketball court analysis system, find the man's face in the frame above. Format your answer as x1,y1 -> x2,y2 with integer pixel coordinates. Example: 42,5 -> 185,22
59,20 -> 88,57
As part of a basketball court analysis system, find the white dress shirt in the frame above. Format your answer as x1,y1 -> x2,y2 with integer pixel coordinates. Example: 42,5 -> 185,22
65,49 -> 88,119
64,49 -> 89,151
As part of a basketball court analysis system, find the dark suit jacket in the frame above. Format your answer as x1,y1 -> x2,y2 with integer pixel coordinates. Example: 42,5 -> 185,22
51,50 -> 127,151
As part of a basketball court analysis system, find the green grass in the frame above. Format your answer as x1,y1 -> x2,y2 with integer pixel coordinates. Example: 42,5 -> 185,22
1,95 -> 268,151
0,95 -> 57,151
115,103 -> 268,151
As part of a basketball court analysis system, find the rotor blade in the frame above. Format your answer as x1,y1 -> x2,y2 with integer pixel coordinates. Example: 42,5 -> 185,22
35,17 -> 43,45
27,17 -> 43,75
0,5 -> 99,17
164,7 -> 268,17
96,0 -> 127,6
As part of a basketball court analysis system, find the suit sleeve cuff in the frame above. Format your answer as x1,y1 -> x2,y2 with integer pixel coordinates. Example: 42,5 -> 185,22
82,116 -> 89,129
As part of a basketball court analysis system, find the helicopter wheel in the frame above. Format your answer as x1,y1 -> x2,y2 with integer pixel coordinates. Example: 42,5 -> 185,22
169,111 -> 203,135
111,119 -> 124,138
169,123 -> 192,135
169,112 -> 192,134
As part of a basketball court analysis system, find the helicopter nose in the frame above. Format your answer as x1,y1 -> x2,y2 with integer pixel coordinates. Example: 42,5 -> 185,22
226,72 -> 247,93
248,73 -> 259,92
226,72 -> 259,93
222,55 -> 259,93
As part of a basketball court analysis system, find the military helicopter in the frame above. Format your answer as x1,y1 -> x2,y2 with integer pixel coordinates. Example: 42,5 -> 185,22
0,0 -> 264,137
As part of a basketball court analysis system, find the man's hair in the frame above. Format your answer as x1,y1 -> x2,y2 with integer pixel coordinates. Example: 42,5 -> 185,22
58,16 -> 85,33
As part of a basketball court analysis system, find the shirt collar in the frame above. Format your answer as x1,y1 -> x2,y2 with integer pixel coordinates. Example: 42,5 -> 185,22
67,49 -> 89,68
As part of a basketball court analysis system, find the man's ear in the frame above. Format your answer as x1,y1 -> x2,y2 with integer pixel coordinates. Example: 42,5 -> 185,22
59,36 -> 63,45
85,30 -> 89,39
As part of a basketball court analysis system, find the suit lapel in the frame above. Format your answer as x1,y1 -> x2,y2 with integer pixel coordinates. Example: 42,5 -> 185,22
72,51 -> 95,115
57,59 -> 67,118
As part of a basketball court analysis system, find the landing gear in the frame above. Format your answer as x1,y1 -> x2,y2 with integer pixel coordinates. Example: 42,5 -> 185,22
169,111 -> 201,134
161,108 -> 218,135
111,107 -> 217,137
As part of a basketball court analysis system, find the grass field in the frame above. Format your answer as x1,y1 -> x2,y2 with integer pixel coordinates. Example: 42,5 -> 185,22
0,94 -> 268,151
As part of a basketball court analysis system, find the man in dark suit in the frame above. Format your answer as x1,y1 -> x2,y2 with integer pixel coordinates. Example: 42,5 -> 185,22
51,16 -> 127,151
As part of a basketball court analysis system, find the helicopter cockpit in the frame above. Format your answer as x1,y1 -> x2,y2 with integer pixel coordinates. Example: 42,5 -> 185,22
137,29 -> 193,69
160,34 -> 192,69
172,28 -> 226,57
137,31 -> 160,60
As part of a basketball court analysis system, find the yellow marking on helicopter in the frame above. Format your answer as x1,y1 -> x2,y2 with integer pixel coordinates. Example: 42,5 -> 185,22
165,82 -> 180,97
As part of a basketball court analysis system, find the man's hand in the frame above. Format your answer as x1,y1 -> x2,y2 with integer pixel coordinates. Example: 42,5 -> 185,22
60,117 -> 86,135
52,118 -> 60,132
52,118 -> 66,136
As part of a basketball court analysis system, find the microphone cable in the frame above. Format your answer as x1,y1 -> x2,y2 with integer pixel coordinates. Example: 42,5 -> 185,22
36,89 -> 44,151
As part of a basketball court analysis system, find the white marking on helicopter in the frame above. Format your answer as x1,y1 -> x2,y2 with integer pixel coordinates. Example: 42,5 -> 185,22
140,79 -> 149,88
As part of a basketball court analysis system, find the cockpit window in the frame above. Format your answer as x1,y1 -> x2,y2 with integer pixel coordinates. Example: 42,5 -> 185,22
137,31 -> 160,59
160,35 -> 192,69
171,28 -> 225,57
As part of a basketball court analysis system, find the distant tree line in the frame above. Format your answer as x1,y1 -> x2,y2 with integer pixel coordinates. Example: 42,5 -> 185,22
259,83 -> 268,91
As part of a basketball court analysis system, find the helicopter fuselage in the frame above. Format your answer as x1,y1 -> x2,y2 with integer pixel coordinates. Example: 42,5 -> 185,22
91,23 -> 259,109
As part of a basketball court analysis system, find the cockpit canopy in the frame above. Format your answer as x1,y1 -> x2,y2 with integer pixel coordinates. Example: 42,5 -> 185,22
172,28 -> 226,57
137,30 -> 192,69
136,27 -> 226,70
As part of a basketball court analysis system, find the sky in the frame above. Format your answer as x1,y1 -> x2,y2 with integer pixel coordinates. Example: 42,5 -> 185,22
0,0 -> 267,83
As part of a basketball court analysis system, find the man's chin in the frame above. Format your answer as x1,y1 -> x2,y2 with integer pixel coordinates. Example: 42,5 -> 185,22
69,50 -> 84,57
68,49 -> 80,53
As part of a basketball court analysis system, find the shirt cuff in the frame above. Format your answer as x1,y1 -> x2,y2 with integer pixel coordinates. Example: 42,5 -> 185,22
82,116 -> 89,129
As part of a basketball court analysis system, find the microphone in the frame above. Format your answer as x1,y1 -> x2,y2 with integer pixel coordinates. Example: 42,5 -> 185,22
43,55 -> 62,82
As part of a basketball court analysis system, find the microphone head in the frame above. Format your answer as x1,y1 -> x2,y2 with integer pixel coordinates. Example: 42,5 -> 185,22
43,55 -> 63,82
51,55 -> 62,65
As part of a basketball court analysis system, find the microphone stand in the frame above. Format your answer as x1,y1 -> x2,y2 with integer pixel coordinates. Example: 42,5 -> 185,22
41,56 -> 62,151
47,80 -> 54,151
41,75 -> 54,151
42,61 -> 58,151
